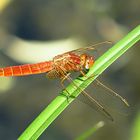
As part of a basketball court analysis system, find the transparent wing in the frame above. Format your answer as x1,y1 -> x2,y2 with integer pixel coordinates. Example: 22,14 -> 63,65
78,89 -> 114,121
67,41 -> 112,53
86,79 -> 130,117
95,79 -> 129,106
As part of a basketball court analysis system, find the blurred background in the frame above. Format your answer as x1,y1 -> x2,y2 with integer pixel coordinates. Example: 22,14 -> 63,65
0,0 -> 139,140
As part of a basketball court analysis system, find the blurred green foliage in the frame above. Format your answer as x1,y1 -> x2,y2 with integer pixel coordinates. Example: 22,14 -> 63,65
131,112 -> 140,140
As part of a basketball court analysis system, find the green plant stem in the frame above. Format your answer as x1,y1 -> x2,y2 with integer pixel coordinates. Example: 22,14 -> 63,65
75,121 -> 105,140
18,25 -> 140,140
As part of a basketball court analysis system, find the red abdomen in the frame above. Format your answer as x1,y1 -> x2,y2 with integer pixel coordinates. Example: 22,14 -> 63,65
0,61 -> 54,76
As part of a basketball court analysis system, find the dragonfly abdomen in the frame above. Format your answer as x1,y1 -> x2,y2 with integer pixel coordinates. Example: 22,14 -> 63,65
0,61 -> 53,76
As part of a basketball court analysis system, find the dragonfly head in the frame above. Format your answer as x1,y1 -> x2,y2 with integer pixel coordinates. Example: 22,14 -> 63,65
80,54 -> 94,70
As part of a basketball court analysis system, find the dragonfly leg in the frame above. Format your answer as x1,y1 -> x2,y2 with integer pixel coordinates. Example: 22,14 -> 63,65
78,70 -> 99,81
61,73 -> 71,96
80,70 -> 86,76
80,70 -> 99,77
60,73 -> 76,102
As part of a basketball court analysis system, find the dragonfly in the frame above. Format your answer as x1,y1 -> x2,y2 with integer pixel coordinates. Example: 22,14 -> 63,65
0,41 -> 129,121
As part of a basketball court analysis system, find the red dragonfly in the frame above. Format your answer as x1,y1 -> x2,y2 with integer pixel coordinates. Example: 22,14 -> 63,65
0,41 -> 129,121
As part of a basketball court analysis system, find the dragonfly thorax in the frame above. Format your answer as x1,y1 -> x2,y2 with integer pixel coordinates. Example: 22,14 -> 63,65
51,53 -> 94,78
